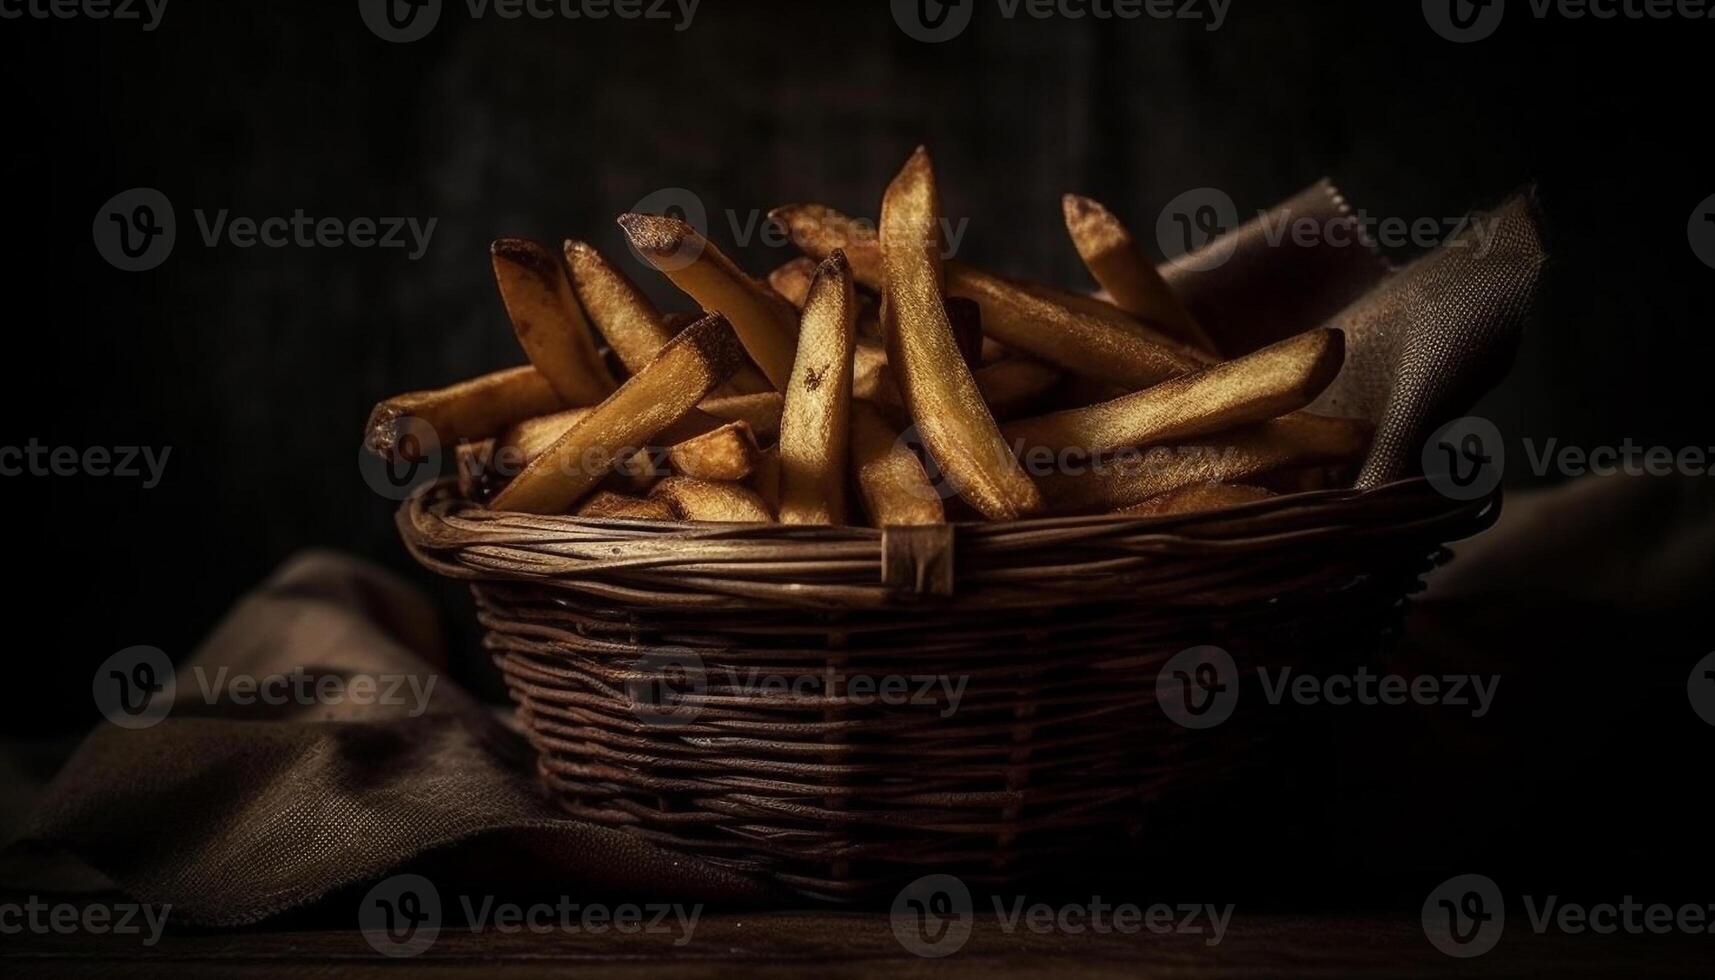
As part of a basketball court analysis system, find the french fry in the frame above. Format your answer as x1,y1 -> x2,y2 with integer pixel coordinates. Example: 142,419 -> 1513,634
567,240 -> 771,393
950,268 -> 1208,389
576,491 -> 677,521
750,448 -> 781,512
772,256 -> 885,342
870,356 -> 1060,425
562,239 -> 677,375
497,407 -> 590,461
779,259 -> 892,403
492,406 -> 677,492
489,314 -> 746,514
774,202 -> 1208,390
771,204 -> 885,284
767,256 -> 819,308
880,147 -> 1042,521
668,421 -> 761,481
618,213 -> 798,389
778,252 -> 858,525
1062,193 -> 1218,355
490,239 -> 619,404
1003,329 -> 1345,455
1036,414 -> 1372,514
487,404 -> 751,492
364,365 -> 564,461
1116,484 -> 1275,517
1012,279 -> 1213,369
1013,277 -> 1134,322
650,477 -> 775,523
698,392 -> 785,444
850,401 -> 945,526
851,341 -> 891,403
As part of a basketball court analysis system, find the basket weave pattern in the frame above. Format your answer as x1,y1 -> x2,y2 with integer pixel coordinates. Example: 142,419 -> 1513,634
401,478 -> 1497,899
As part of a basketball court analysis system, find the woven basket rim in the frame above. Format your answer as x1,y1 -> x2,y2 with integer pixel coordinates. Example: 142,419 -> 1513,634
398,477 -> 1499,610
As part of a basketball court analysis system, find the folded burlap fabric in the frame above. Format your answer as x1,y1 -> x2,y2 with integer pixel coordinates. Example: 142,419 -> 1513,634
5,183 -> 1549,925
1161,180 -> 1548,484
7,552 -> 780,926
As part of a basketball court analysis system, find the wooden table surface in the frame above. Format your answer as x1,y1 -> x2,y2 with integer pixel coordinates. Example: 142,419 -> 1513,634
4,910 -> 1707,978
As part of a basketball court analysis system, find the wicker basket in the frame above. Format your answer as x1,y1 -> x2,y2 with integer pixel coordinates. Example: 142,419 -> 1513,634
400,477 -> 1497,900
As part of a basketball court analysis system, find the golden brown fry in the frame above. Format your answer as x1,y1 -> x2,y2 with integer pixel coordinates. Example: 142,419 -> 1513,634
1116,484 -> 1275,517
750,448 -> 781,512
493,406 -> 678,491
850,401 -> 946,527
781,257 -> 891,397
770,204 -> 884,284
1011,279 -> 1212,369
575,491 -> 677,521
490,239 -> 619,405
562,239 -> 676,376
1012,278 -> 1133,321
779,252 -> 858,525
951,268 -> 1208,389
698,392 -> 785,444
364,365 -> 564,461
851,341 -> 891,403
667,421 -> 760,481
649,477 -> 775,523
871,357 -> 1060,426
567,239 -> 771,393
1036,414 -> 1372,515
505,395 -> 778,457
774,202 -> 1207,390
880,148 -> 1042,520
489,314 -> 746,514
767,257 -> 819,308
497,408 -> 590,462
1062,193 -> 1217,355
618,214 -> 798,389
1003,329 -> 1345,455
772,256 -> 885,343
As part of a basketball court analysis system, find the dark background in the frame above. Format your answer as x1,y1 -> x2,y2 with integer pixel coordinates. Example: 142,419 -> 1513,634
1,0 -> 1709,734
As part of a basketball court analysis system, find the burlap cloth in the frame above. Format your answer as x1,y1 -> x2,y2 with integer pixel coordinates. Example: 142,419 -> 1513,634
5,184 -> 1552,926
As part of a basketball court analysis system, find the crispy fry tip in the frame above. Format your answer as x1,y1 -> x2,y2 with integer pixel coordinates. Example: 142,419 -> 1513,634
489,237 -> 560,281
616,212 -> 691,256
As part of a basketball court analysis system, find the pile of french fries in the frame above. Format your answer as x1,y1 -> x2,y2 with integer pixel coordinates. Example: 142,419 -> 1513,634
364,147 -> 1370,526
